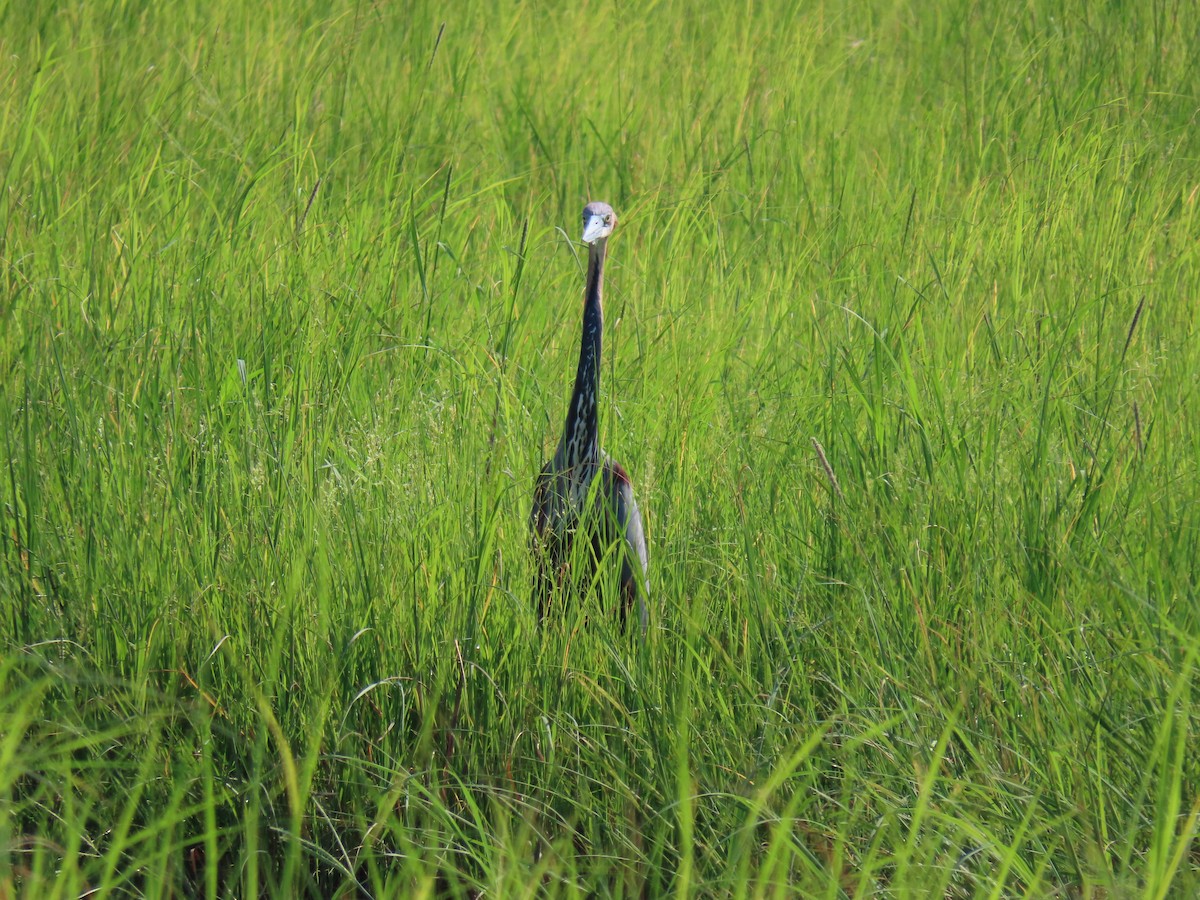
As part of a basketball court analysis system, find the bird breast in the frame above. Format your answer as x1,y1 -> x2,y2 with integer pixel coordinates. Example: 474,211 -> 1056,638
546,461 -> 601,537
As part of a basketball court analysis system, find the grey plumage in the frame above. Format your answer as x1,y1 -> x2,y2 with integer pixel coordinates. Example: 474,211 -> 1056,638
531,202 -> 649,633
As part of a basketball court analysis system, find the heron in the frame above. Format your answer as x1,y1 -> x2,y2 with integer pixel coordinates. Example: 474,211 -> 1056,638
530,201 -> 649,634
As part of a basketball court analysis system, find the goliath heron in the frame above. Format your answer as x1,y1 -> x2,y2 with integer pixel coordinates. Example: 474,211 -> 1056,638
530,201 -> 649,633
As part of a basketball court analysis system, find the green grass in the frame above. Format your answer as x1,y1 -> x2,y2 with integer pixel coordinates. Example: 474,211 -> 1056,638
1,0 -> 1198,895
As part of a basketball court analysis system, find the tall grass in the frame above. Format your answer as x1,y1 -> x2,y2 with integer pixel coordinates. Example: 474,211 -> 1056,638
1,0 -> 1198,895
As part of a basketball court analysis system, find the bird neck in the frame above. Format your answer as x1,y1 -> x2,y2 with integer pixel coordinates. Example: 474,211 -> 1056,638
558,240 -> 606,469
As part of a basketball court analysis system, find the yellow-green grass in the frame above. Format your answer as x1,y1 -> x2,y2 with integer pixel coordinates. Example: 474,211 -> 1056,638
1,0 -> 1198,895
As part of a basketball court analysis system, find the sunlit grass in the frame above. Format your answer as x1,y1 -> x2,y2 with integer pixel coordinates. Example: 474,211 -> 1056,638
1,0 -> 1198,895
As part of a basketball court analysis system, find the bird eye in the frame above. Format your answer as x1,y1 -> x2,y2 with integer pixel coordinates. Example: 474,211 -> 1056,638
604,215 -> 611,224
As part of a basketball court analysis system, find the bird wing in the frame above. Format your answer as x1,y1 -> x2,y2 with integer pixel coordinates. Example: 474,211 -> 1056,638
603,459 -> 650,632
530,462 -> 554,541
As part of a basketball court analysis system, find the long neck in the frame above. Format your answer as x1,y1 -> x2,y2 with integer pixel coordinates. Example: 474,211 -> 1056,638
557,240 -> 605,468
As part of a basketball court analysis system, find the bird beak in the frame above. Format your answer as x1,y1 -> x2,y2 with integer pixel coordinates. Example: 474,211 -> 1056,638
582,215 -> 610,245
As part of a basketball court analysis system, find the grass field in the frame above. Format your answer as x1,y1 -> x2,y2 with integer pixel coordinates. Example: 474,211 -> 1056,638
2,0 -> 1199,895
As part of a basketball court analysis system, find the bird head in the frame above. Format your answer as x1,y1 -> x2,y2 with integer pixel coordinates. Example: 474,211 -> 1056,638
581,201 -> 617,245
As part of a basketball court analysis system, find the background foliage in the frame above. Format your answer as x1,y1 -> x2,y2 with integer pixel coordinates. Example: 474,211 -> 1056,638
1,0 -> 1198,895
